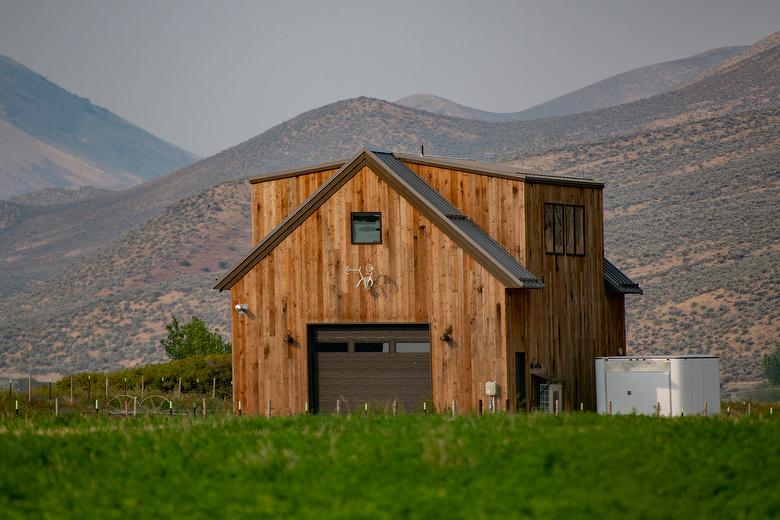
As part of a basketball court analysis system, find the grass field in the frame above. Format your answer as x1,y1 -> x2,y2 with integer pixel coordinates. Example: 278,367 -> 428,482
1,414 -> 778,519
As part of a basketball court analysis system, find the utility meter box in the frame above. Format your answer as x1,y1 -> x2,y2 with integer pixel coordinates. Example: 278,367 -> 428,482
485,381 -> 498,396
595,356 -> 720,416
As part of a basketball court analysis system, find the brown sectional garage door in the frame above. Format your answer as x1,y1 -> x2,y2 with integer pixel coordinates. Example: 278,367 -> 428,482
309,324 -> 431,413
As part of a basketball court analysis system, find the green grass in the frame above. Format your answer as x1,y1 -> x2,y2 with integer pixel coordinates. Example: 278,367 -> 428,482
0,414 -> 778,519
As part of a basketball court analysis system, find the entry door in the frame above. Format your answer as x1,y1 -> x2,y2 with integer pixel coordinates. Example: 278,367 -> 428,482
309,324 -> 431,413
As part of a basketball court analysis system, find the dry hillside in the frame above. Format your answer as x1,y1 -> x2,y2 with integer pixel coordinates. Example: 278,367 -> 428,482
397,46 -> 745,121
0,55 -> 197,199
504,108 -> 780,382
0,31 -> 779,378
3,37 -> 777,298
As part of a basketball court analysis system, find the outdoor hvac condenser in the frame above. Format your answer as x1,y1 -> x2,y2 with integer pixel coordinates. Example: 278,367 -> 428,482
595,356 -> 720,416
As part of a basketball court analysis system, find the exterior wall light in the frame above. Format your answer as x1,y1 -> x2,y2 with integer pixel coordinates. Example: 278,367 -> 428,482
234,304 -> 249,314
284,333 -> 294,344
530,358 -> 542,369
439,325 -> 452,343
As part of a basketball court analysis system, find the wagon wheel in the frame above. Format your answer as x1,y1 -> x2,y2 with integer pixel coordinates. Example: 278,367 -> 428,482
105,394 -> 138,416
138,395 -> 172,415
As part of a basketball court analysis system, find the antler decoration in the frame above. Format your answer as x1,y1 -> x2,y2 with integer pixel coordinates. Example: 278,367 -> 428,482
345,263 -> 375,291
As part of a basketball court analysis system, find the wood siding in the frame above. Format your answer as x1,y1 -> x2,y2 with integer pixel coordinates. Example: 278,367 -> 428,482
604,293 -> 626,356
232,158 -> 628,414
507,183 -> 608,411
233,165 -> 510,415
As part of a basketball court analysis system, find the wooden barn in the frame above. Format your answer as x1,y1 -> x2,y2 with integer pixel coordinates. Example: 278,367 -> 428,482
214,148 -> 642,415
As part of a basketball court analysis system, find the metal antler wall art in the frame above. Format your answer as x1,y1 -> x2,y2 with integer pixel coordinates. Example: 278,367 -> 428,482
345,262 -> 375,291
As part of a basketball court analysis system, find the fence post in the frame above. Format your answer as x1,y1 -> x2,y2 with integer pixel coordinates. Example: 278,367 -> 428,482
336,399 -> 341,416
55,398 -> 59,416
28,375 -> 31,402
392,400 -> 397,416
105,377 -> 109,397
451,400 -> 456,417
202,397 -> 206,417
212,377 -> 216,399
608,401 -> 613,415
178,378 -> 182,398
704,401 -> 708,417
133,396 -> 138,416
141,375 -> 145,399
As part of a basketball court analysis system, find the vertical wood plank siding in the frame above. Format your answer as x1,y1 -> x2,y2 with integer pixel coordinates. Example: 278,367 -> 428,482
233,166 -> 510,414
231,159 -> 626,414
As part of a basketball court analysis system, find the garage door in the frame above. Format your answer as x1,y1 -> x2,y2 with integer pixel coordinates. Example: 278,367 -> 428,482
309,324 -> 431,413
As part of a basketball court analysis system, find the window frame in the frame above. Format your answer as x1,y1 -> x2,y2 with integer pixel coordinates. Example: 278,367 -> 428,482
544,203 -> 586,257
350,211 -> 382,245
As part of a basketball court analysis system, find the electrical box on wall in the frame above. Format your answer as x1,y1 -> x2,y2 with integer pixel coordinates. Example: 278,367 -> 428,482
485,381 -> 498,396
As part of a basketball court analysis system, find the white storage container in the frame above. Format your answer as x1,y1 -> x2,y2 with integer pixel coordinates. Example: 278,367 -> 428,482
595,356 -> 720,416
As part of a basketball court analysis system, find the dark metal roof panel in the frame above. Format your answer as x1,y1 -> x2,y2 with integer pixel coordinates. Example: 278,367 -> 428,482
372,151 -> 460,215
604,258 -> 643,294
373,151 -> 543,288
454,218 -> 544,287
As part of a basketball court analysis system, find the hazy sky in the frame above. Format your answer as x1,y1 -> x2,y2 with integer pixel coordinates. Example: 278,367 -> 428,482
1,0 -> 779,156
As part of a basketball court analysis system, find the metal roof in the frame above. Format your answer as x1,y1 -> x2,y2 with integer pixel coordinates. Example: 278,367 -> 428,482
603,258 -> 643,294
246,152 -> 604,188
372,152 -> 543,288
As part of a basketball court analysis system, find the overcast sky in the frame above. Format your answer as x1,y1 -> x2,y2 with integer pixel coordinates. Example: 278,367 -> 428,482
1,0 -> 778,157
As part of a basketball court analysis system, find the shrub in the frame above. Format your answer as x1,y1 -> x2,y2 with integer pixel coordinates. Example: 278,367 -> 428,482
762,344 -> 780,385
161,316 -> 231,360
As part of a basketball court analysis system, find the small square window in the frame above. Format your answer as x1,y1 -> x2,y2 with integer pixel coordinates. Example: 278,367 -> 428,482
351,212 -> 381,244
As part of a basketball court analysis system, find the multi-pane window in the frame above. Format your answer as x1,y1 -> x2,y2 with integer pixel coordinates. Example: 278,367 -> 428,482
351,212 -> 381,244
544,203 -> 585,256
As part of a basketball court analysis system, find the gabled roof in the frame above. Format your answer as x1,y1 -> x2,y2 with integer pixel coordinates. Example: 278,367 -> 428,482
247,152 -> 604,188
215,148 -> 544,291
604,258 -> 643,294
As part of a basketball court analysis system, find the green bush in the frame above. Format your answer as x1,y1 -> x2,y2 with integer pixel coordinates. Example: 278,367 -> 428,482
162,316 -> 231,360
53,353 -> 232,397
762,344 -> 780,385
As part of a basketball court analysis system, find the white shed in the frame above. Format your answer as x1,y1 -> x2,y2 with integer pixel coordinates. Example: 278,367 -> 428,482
595,356 -> 720,416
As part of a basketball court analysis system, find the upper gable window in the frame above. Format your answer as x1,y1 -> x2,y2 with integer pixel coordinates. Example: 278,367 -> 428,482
351,212 -> 382,244
544,203 -> 585,256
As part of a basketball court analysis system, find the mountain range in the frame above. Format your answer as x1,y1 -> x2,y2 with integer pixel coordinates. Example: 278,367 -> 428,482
0,55 -> 198,199
0,32 -> 778,385
396,46 -> 746,122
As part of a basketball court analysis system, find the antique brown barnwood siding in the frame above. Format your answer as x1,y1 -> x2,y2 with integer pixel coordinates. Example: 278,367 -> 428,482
231,164 -> 514,415
512,182 -> 607,410
403,161 -> 615,410
222,149 -> 640,415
